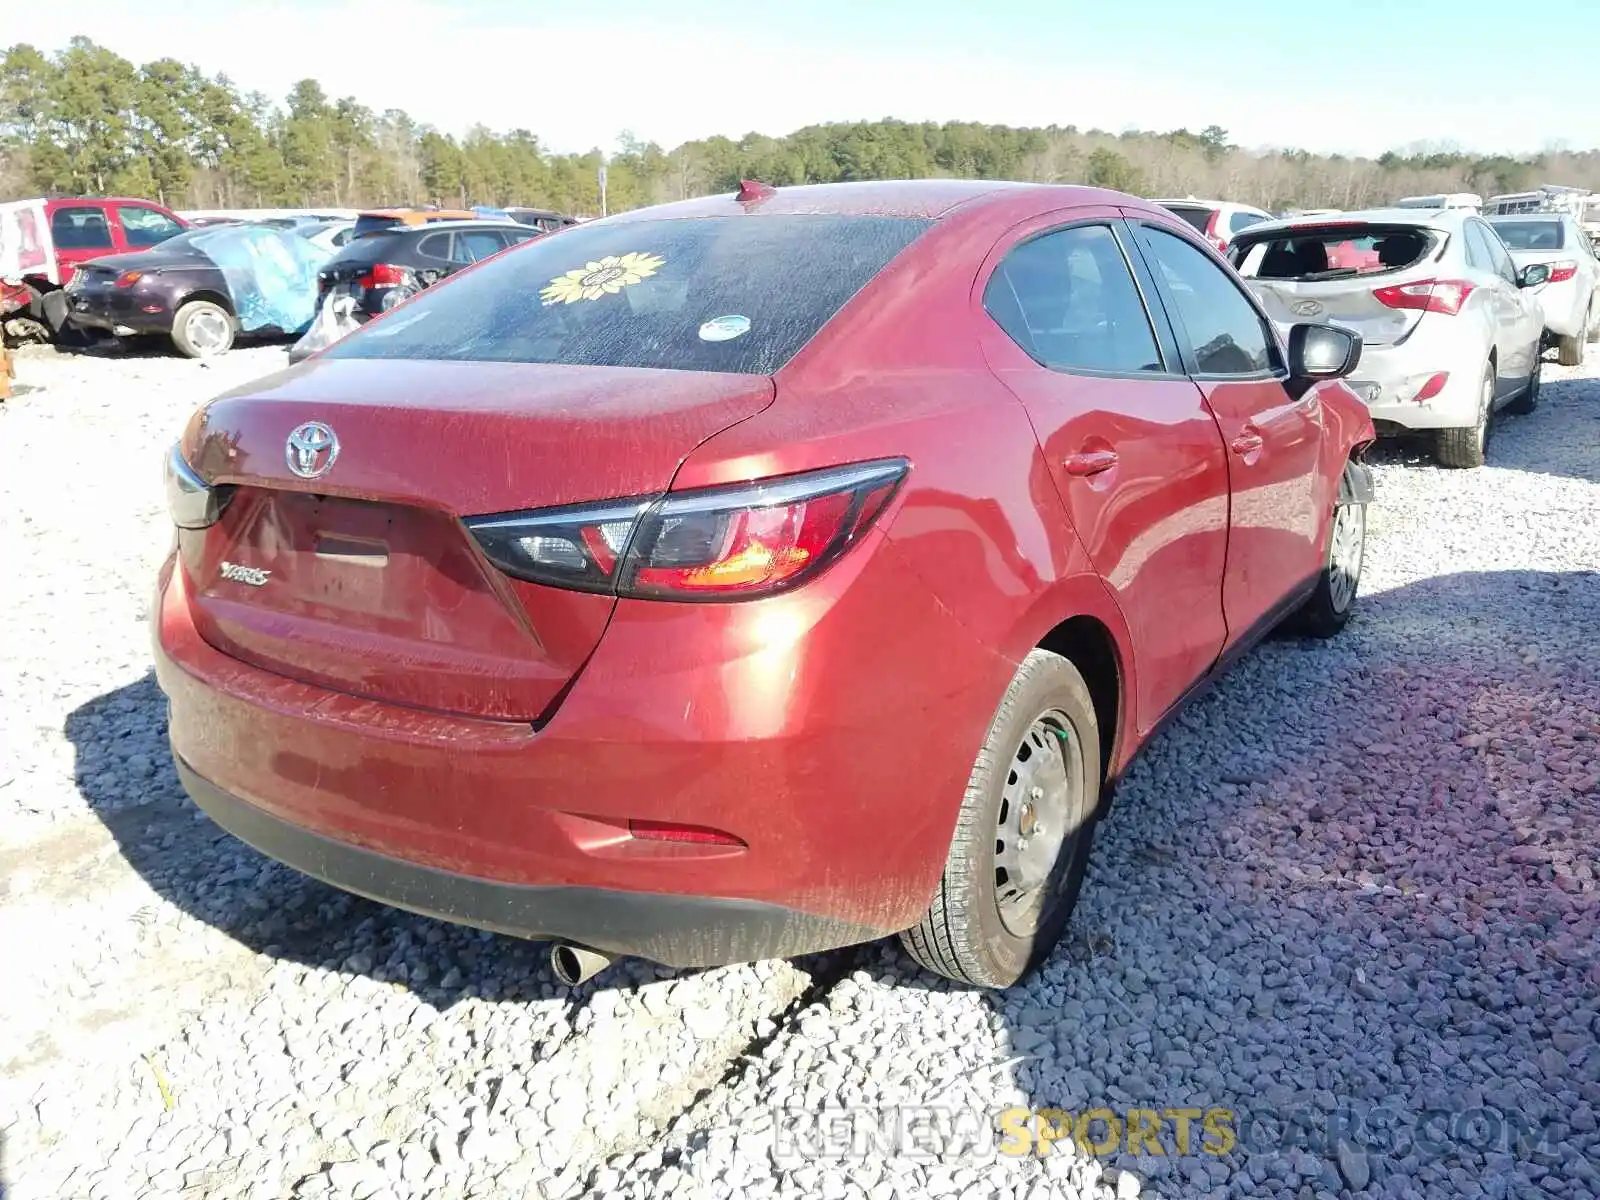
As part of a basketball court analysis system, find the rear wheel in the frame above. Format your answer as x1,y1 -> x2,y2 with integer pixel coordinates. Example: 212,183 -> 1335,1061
1586,296 -> 1600,344
1506,355 -> 1541,415
1436,362 -> 1495,469
900,650 -> 1100,989
171,300 -> 235,359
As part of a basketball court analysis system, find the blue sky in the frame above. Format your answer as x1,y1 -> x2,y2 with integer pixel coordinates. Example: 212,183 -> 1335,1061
12,0 -> 1590,159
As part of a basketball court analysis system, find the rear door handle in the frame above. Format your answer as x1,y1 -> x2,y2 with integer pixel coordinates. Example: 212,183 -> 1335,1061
1230,432 -> 1264,456
1063,449 -> 1119,476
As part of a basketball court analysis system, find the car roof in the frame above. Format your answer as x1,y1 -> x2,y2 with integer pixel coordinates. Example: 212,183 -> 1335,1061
1485,212 -> 1570,222
1238,207 -> 1466,237
368,220 -> 530,234
595,179 -> 1172,225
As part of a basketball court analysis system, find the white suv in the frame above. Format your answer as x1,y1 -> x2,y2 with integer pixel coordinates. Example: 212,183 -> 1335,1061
1229,209 -> 1546,469
1152,197 -> 1273,253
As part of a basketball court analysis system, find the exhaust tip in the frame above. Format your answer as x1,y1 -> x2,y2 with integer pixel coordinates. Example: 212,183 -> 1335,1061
550,942 -> 615,987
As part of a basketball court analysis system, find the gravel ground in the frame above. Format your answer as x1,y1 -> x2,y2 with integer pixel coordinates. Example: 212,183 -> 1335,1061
1,341 -> 1595,1200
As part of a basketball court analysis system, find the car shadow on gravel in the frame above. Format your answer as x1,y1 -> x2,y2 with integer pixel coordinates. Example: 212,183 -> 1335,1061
922,566 -> 1597,1199
63,672 -> 770,1012
60,333 -> 297,361
1360,368 -> 1599,485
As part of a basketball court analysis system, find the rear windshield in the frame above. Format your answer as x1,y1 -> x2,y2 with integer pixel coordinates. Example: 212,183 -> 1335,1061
320,214 -> 932,374
1232,224 -> 1440,280
353,214 -> 426,238
1161,205 -> 1213,233
1489,220 -> 1565,251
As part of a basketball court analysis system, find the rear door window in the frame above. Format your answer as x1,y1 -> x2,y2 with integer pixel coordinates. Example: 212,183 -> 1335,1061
321,214 -> 931,375
984,224 -> 1165,374
1136,225 -> 1277,376
50,206 -> 113,251
415,233 -> 454,262
1463,222 -> 1495,272
1473,221 -> 1518,285
452,229 -> 509,263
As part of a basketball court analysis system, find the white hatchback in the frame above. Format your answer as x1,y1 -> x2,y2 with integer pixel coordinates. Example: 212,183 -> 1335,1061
1229,208 -> 1546,469
1486,213 -> 1600,366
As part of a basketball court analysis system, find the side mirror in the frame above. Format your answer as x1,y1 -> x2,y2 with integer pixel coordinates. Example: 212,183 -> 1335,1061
1287,322 -> 1362,390
1518,263 -> 1550,288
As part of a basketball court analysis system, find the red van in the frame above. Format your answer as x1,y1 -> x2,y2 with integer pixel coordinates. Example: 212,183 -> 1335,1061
1,196 -> 189,338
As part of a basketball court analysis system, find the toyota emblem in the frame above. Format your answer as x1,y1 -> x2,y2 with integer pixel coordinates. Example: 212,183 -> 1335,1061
285,421 -> 339,479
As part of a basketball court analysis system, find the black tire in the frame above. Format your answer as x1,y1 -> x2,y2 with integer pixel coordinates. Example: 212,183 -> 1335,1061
1557,331 -> 1584,367
171,300 -> 235,359
1436,362 -> 1495,469
1290,463 -> 1366,638
1586,298 -> 1600,344
1506,355 -> 1540,415
900,649 -> 1100,989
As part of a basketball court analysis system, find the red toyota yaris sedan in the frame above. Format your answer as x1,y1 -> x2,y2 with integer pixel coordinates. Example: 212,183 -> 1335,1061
155,180 -> 1375,989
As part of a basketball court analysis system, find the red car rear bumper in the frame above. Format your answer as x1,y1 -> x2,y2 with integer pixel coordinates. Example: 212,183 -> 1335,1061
153,536 -> 1013,967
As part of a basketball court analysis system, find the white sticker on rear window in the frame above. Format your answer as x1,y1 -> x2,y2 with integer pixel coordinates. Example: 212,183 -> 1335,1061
540,252 -> 665,305
698,314 -> 751,342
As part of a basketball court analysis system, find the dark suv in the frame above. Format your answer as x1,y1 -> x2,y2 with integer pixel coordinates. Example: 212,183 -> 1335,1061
314,220 -> 541,320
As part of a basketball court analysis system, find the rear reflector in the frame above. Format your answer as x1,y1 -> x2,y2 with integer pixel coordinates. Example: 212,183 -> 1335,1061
628,820 -> 746,847
1548,261 -> 1578,283
1373,278 -> 1475,316
1395,372 -> 1450,404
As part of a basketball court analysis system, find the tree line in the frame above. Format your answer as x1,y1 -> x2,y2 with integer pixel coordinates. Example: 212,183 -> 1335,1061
5,37 -> 1600,217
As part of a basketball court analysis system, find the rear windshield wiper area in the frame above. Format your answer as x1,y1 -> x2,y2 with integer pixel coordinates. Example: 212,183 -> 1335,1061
1299,267 -> 1361,280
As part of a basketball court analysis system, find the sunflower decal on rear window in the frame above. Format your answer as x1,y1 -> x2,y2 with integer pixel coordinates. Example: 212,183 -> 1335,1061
541,252 -> 666,305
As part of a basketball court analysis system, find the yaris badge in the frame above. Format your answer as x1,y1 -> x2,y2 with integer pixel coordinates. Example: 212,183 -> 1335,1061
286,421 -> 339,479
219,562 -> 270,586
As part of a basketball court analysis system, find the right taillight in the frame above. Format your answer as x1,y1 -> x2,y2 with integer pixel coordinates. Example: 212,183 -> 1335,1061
464,459 -> 909,602
1547,260 -> 1578,283
1373,278 -> 1475,316
357,262 -> 410,289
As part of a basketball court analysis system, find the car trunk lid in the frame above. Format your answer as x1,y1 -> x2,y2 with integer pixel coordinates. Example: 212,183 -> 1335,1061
178,358 -> 775,721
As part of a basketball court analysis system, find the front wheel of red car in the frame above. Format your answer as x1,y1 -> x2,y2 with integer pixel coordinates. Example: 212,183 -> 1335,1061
900,649 -> 1100,989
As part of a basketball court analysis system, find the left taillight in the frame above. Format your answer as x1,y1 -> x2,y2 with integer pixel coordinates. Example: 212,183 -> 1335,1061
164,442 -> 232,530
465,458 -> 909,602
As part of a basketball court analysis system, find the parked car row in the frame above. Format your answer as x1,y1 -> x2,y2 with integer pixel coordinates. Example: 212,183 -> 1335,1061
1221,204 -> 1595,467
1,195 -> 578,359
